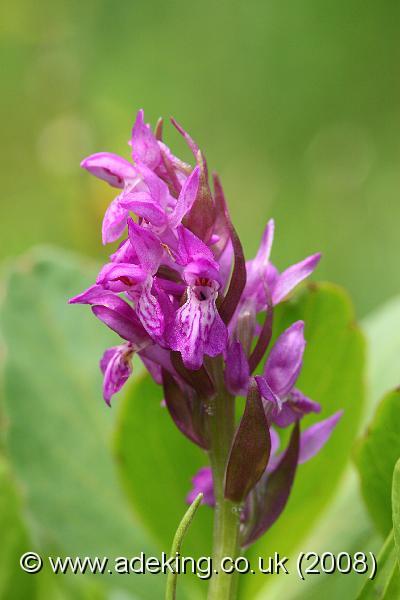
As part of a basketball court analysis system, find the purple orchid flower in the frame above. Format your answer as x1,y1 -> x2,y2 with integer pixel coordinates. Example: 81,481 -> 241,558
120,164 -> 201,234
255,321 -> 321,426
233,220 -> 321,341
71,110 -> 343,561
187,467 -> 215,507
130,109 -> 162,170
165,228 -> 227,369
245,219 -> 321,308
80,152 -> 143,245
100,343 -> 134,406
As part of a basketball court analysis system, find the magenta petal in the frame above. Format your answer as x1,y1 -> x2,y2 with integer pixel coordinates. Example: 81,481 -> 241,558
264,321 -> 306,397
298,410 -> 343,464
169,283 -> 227,370
224,340 -> 250,396
273,389 -> 321,428
187,467 -> 215,507
96,262 -> 147,292
217,240 -> 234,290
272,253 -> 321,305
110,239 -> 137,263
254,219 -> 274,268
183,258 -> 220,287
127,218 -> 163,274
100,344 -> 133,405
169,166 -> 200,229
140,344 -> 175,378
68,284 -> 108,305
81,152 -> 137,188
255,375 -> 282,412
121,192 -> 167,227
69,285 -> 133,315
140,355 -> 163,384
131,109 -> 161,169
92,305 -> 146,343
136,277 -> 165,341
270,427 -> 280,457
246,219 -> 275,298
174,225 -> 217,269
135,163 -> 171,207
102,196 -> 129,244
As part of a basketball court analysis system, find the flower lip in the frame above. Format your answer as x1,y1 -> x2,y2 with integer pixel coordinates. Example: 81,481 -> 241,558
193,285 -> 212,302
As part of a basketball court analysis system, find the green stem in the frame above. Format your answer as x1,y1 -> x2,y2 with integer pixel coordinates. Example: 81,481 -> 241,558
207,378 -> 241,600
165,492 -> 204,600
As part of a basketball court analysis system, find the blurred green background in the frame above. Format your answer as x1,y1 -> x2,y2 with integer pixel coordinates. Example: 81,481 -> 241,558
1,2 -> 400,599
1,0 -> 399,316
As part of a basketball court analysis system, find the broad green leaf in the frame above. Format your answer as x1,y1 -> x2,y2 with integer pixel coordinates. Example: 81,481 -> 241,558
241,282 -> 365,598
355,389 -> 400,537
115,374 -> 211,599
0,248 -> 162,599
392,458 -> 400,563
363,296 -> 400,421
356,531 -> 399,600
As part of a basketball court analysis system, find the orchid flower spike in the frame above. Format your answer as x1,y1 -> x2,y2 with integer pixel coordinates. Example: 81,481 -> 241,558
71,109 -> 342,554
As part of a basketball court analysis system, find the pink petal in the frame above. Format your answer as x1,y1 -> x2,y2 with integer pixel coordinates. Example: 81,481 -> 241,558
272,253 -> 321,305
131,109 -> 161,170
298,411 -> 343,464
168,166 -> 200,229
264,321 -> 306,397
102,196 -> 129,244
81,152 -> 137,188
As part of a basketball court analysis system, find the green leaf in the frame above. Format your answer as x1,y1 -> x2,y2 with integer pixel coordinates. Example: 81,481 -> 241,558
392,457 -> 400,563
241,282 -> 365,598
165,492 -> 204,600
356,531 -> 399,600
115,373 -> 211,597
0,247 -> 162,599
363,296 -> 400,413
256,470 -> 380,600
355,389 -> 400,537
0,454 -> 35,599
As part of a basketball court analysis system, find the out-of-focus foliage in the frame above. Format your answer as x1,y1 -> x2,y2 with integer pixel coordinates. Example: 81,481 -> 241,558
0,456 -> 34,598
355,389 -> 400,537
0,249 -> 163,599
393,459 -> 400,568
356,531 -> 399,600
1,1 -> 400,596
115,374 -> 210,598
363,297 -> 400,414
1,0 -> 400,317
